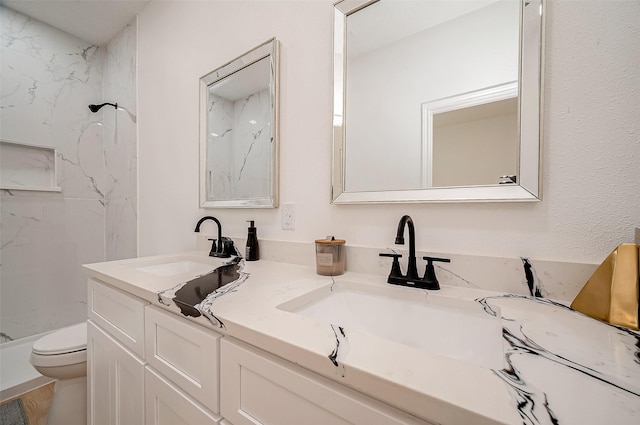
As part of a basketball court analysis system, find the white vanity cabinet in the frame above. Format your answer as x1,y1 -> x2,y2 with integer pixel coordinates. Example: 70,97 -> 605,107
87,279 -> 224,425
145,367 -> 222,425
87,321 -> 146,425
87,277 -> 432,425
87,279 -> 148,425
220,338 -> 432,425
144,305 -> 222,417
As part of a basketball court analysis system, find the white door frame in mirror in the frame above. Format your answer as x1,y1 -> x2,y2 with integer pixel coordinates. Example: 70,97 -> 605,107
199,38 -> 279,208
331,0 -> 544,204
421,81 -> 518,188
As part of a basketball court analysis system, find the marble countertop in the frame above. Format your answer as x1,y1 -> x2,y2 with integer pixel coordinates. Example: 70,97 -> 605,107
83,252 -> 640,425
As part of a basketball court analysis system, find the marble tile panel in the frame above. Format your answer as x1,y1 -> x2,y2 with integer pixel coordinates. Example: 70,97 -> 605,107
1,6 -> 106,200
105,197 -> 137,261
1,7 -> 138,343
0,196 -> 104,339
103,19 -> 137,201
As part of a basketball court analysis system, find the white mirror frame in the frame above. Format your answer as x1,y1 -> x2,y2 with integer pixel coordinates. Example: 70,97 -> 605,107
199,38 -> 279,208
331,0 -> 545,204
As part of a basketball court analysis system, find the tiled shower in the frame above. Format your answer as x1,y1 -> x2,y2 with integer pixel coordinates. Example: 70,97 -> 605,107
0,6 -> 137,344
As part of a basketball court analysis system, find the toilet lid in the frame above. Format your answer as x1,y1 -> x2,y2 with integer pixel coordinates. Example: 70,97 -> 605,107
32,322 -> 87,355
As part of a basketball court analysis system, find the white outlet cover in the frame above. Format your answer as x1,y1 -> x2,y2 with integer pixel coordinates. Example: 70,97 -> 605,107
281,203 -> 295,230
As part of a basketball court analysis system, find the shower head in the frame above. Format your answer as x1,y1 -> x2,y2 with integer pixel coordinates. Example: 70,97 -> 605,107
88,102 -> 118,113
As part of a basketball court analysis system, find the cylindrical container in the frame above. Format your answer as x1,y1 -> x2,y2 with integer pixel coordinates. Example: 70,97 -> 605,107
315,237 -> 346,276
245,220 -> 259,261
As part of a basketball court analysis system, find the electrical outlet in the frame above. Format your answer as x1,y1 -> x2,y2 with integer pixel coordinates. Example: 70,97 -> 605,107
281,203 -> 295,230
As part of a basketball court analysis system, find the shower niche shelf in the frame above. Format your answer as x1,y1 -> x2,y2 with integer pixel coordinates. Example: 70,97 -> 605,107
0,140 -> 61,192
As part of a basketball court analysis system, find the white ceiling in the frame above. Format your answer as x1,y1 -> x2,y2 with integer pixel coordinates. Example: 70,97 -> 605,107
1,0 -> 150,45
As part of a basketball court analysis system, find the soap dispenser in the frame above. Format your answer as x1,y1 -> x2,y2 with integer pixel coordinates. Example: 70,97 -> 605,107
245,220 -> 259,261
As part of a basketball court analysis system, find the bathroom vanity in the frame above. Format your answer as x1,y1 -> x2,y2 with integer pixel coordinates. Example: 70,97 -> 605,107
83,252 -> 640,425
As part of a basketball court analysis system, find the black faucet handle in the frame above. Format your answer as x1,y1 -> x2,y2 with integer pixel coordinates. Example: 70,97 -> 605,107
379,252 -> 403,280
422,256 -> 451,264
207,238 -> 232,258
420,256 -> 450,290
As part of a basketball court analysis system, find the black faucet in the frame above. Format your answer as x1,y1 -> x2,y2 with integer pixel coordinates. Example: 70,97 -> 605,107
194,216 -> 235,258
395,215 -> 419,280
379,215 -> 449,290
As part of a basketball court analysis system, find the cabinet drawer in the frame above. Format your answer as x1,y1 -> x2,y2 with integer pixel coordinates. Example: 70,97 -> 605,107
145,306 -> 221,414
220,338 -> 431,425
145,367 -> 222,425
88,278 -> 148,357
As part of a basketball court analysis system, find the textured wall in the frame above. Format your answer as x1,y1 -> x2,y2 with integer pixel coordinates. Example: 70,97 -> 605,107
137,0 -> 640,267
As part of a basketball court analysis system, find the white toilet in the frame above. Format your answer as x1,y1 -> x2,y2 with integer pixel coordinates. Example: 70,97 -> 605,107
30,322 -> 87,425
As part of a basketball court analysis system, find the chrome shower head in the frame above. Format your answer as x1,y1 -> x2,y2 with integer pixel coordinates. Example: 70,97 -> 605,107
88,102 -> 117,113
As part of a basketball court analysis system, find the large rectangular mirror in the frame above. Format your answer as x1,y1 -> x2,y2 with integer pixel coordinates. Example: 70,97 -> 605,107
332,0 -> 544,203
200,38 -> 279,208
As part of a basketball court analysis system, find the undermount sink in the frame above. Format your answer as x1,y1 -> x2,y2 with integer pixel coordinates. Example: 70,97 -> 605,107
278,280 -> 504,369
132,259 -> 218,277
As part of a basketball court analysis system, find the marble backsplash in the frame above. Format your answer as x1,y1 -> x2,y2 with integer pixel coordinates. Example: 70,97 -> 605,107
198,235 -> 597,303
0,6 -> 137,341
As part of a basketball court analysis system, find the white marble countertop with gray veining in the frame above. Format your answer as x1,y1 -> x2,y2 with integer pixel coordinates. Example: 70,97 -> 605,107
83,252 -> 640,425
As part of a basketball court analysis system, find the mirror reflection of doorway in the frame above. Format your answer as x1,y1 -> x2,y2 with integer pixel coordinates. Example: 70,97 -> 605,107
432,97 -> 518,187
421,82 -> 518,188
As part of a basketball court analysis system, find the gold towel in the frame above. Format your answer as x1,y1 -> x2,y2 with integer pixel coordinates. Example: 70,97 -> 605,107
570,244 -> 639,330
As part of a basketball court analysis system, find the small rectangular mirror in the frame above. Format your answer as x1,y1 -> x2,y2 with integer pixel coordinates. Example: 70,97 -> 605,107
199,38 -> 279,208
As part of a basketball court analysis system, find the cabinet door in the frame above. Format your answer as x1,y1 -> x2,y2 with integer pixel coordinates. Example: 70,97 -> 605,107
145,306 -> 221,413
220,339 -> 431,425
88,320 -> 145,425
88,279 -> 148,357
145,367 -> 222,425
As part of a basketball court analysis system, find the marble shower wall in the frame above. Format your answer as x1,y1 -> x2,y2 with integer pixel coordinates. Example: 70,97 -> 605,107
103,20 -> 137,261
0,7 -> 137,341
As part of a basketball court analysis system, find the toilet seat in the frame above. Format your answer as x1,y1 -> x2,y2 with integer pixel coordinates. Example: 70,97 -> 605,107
32,322 -> 87,355
31,322 -> 87,368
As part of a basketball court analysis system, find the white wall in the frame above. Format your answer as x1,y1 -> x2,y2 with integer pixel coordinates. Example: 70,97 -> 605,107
137,0 -> 640,265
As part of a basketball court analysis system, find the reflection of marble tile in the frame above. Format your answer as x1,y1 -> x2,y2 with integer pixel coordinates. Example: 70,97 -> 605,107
208,94 -> 235,200
206,89 -> 271,200
233,89 -> 271,199
0,197 -> 105,340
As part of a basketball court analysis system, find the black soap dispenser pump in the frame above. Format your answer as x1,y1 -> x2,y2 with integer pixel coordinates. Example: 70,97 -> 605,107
245,220 -> 259,261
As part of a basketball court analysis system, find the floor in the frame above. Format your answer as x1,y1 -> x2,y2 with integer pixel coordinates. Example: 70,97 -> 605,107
0,382 -> 54,425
